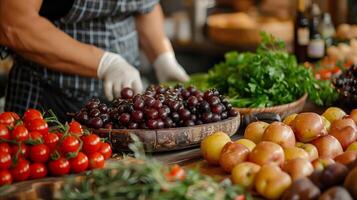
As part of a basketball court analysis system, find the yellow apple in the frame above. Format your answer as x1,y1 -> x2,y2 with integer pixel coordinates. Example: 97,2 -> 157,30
282,158 -> 314,181
322,107 -> 346,123
284,146 -> 310,161
283,113 -> 297,126
296,142 -> 319,161
244,121 -> 269,144
201,131 -> 231,165
262,122 -> 296,148
346,142 -> 357,151
231,162 -> 260,188
235,138 -> 256,151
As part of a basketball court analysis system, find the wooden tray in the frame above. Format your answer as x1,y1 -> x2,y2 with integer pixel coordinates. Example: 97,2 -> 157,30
91,115 -> 241,153
235,94 -> 308,119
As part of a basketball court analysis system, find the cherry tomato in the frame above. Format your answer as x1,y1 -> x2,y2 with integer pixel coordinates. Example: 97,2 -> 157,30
81,134 -> 100,154
0,143 -> 11,153
69,152 -> 88,173
60,136 -> 80,154
0,151 -> 12,170
29,131 -> 43,141
0,170 -> 12,186
331,67 -> 341,74
11,125 -> 29,142
165,164 -> 185,181
98,142 -> 112,160
234,195 -> 246,200
69,121 -> 83,135
30,144 -> 50,163
29,163 -> 47,179
48,157 -> 70,176
88,152 -> 104,169
0,124 -> 10,140
316,69 -> 332,80
23,109 -> 43,123
10,112 -> 20,121
0,112 -> 16,126
10,159 -> 30,182
11,144 -> 29,159
27,119 -> 48,135
43,133 -> 59,152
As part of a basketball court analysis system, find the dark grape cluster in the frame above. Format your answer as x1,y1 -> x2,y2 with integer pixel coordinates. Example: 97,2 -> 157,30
334,65 -> 357,97
75,85 -> 238,129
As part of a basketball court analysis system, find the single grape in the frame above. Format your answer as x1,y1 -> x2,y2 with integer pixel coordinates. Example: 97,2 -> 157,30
190,114 -> 197,122
89,109 -> 101,117
152,100 -> 162,109
181,90 -> 190,99
211,104 -> 223,114
98,103 -> 108,113
228,109 -> 238,117
178,108 -> 191,121
199,101 -> 210,113
144,96 -> 155,107
201,112 -> 212,123
184,120 -> 195,127
158,108 -> 168,119
131,111 -> 143,122
75,112 -> 89,124
187,96 -> 198,107
171,112 -> 180,122
146,120 -> 158,129
211,114 -> 221,122
128,122 -> 139,129
134,98 -> 145,110
221,111 -> 228,120
157,119 -> 164,129
203,90 -> 214,100
119,113 -> 130,124
86,101 -> 99,110
169,101 -> 180,112
145,108 -> 159,120
121,88 -> 134,99
208,96 -> 220,106
88,117 -> 103,129
163,118 -> 174,128
100,113 -> 110,124
187,86 -> 197,94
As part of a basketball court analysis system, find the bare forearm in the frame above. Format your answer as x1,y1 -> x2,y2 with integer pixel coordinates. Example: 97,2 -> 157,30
0,0 -> 103,77
135,4 -> 171,63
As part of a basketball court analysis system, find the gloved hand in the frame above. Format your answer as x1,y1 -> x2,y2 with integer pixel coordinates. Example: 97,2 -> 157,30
98,52 -> 143,101
153,51 -> 190,83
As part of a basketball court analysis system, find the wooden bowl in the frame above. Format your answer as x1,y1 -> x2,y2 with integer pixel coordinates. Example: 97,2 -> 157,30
235,94 -> 308,119
90,115 -> 241,153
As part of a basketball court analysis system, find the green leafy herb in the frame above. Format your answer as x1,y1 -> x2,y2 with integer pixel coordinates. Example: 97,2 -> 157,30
59,135 -> 251,200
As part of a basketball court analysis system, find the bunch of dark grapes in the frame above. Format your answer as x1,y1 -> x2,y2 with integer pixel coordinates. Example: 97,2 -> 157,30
75,85 -> 238,129
334,65 -> 357,97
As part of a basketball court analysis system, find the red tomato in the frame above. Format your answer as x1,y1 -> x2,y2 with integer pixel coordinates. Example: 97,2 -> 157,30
69,121 -> 83,135
0,143 -> 11,153
11,125 -> 29,142
48,157 -> 70,176
10,159 -> 30,182
27,119 -> 48,135
81,134 -> 101,154
0,124 -> 10,140
166,164 -> 185,181
69,152 -> 88,173
0,112 -> 16,126
23,109 -> 43,123
43,133 -> 60,152
60,136 -> 80,154
10,112 -> 20,121
0,170 -> 12,186
29,163 -> 47,179
0,151 -> 12,170
316,69 -> 332,80
29,131 -> 43,141
30,144 -> 50,163
234,195 -> 246,200
331,67 -> 341,74
99,142 -> 112,160
88,152 -> 104,169
11,144 -> 29,159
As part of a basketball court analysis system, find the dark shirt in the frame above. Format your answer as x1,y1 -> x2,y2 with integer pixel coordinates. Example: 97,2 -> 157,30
39,0 -> 74,21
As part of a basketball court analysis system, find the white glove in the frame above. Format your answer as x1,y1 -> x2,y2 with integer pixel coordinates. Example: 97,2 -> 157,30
153,51 -> 190,83
98,52 -> 143,101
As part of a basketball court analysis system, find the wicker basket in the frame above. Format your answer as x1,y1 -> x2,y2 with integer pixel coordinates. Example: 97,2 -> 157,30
235,94 -> 308,119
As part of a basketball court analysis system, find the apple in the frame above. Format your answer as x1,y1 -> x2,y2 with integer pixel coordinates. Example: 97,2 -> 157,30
283,113 -> 297,126
244,121 -> 269,144
231,162 -> 261,188
346,142 -> 357,151
249,141 -> 285,166
330,118 -> 357,134
322,107 -> 346,123
219,142 -> 250,172
291,112 -> 325,142
262,122 -> 296,148
235,139 -> 256,151
201,131 -> 231,165
283,146 -> 310,161
282,158 -> 314,181
321,115 -> 331,132
254,164 -> 292,199
296,142 -> 319,161
350,109 -> 357,125
312,158 -> 335,170
330,126 -> 357,150
311,135 -> 343,159
335,151 -> 357,165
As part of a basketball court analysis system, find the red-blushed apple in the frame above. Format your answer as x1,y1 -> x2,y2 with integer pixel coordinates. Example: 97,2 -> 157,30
322,107 -> 346,123
283,146 -> 310,161
254,164 -> 292,199
335,151 -> 357,165
244,121 -> 269,144
330,126 -> 357,150
282,158 -> 314,181
282,113 -> 297,126
330,118 -> 357,134
291,112 -> 326,142
235,138 -> 256,151
347,142 -> 357,151
296,142 -> 319,161
231,162 -> 260,188
262,122 -> 296,148
311,135 -> 343,159
219,142 -> 250,172
249,141 -> 285,166
350,109 -> 357,125
312,158 -> 335,170
201,131 -> 231,165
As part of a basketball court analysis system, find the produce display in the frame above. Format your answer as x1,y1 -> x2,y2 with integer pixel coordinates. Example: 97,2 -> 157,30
201,107 -> 357,199
333,64 -> 357,100
75,85 -> 238,129
0,109 -> 112,187
327,39 -> 357,65
185,33 -> 337,108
